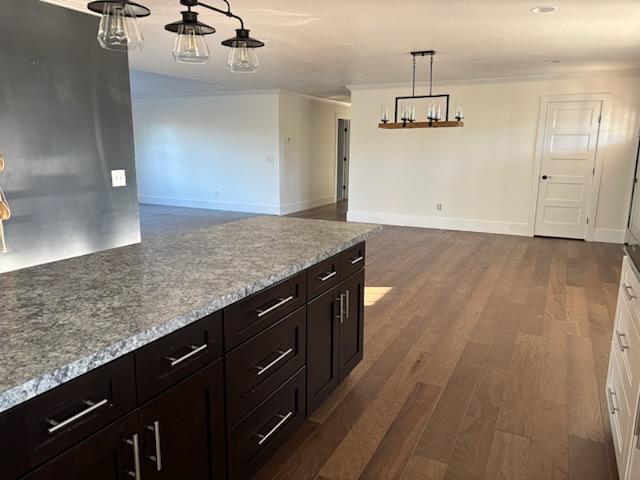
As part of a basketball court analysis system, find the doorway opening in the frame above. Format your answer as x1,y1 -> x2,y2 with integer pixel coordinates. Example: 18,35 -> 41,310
336,119 -> 351,201
532,95 -> 606,240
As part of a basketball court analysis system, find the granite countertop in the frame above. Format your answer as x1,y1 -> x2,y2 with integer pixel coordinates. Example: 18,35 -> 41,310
0,216 -> 381,413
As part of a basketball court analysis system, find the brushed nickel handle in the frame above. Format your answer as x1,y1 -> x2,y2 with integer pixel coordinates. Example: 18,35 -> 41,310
635,394 -> 640,449
337,293 -> 345,324
47,398 -> 109,434
608,388 -> 620,415
257,296 -> 294,318
125,434 -> 141,480
350,256 -> 364,265
344,289 -> 350,320
617,330 -> 631,352
255,348 -> 294,376
624,283 -> 637,301
318,271 -> 337,282
166,344 -> 208,367
255,411 -> 293,446
146,421 -> 162,471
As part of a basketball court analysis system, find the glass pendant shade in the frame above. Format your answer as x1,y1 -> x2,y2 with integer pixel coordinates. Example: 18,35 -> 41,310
173,25 -> 210,64
228,42 -> 259,73
96,3 -> 144,51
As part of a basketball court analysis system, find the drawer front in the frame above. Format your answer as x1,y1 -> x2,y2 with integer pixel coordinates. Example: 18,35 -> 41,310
622,256 -> 640,330
307,254 -> 341,300
613,295 -> 640,401
225,307 -> 306,427
341,242 -> 366,279
607,351 -> 633,475
224,272 -> 307,351
0,355 -> 136,480
135,311 -> 223,403
227,368 -> 306,480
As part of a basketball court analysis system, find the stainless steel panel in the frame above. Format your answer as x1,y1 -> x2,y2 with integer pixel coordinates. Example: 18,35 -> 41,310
0,0 -> 140,274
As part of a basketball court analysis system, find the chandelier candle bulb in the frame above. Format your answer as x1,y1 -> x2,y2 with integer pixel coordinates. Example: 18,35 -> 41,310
381,105 -> 389,123
410,105 -> 416,122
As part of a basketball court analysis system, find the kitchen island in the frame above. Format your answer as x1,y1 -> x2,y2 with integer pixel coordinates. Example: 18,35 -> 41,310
0,216 -> 380,480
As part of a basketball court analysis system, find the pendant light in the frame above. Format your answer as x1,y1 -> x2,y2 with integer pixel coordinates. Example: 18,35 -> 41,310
87,0 -> 266,72
222,29 -> 264,73
378,51 -> 464,129
164,10 -> 215,64
87,1 -> 150,51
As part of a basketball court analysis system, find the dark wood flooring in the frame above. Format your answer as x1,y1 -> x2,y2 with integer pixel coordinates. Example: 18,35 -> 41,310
257,217 -> 624,479
287,200 -> 348,221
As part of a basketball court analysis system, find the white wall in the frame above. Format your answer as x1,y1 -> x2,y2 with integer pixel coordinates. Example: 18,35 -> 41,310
348,73 -> 640,242
279,93 -> 351,214
133,92 -> 281,214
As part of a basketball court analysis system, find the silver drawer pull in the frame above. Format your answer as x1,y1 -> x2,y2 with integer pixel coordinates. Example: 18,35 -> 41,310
617,330 -> 631,352
624,283 -> 637,300
257,296 -> 294,318
255,348 -> 294,376
635,395 -> 640,449
166,344 -> 208,367
125,434 -> 142,480
47,398 -> 109,434
146,421 -> 162,471
318,271 -> 337,282
608,388 -> 620,415
350,256 -> 364,265
255,411 -> 293,446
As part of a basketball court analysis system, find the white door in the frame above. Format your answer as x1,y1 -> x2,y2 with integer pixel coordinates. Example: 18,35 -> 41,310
534,100 -> 602,239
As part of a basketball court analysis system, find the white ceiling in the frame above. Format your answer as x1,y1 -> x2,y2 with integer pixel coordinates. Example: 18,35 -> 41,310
52,0 -> 640,98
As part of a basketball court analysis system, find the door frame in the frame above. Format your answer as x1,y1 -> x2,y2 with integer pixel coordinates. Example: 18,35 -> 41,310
528,93 -> 611,241
335,114 -> 351,202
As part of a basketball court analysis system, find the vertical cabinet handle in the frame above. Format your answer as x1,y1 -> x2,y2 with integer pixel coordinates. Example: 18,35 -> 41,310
608,388 -> 620,415
617,330 -> 631,352
344,289 -> 350,320
125,434 -> 142,480
337,293 -> 345,324
257,296 -> 294,318
635,394 -> 640,450
255,411 -> 294,446
146,421 -> 162,471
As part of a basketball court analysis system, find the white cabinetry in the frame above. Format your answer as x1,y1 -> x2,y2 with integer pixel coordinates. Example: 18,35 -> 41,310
607,256 -> 640,479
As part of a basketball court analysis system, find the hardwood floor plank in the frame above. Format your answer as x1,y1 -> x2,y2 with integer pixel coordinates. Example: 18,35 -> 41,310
483,430 -> 531,480
358,382 -> 442,480
526,399 -> 569,480
568,436 -> 609,480
565,286 -> 591,338
442,366 -> 508,480
400,456 -> 448,480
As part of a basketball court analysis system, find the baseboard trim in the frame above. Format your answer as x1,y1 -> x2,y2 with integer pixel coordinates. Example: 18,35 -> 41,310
279,195 -> 336,215
347,210 -> 530,236
139,195 -> 280,215
592,228 -> 625,244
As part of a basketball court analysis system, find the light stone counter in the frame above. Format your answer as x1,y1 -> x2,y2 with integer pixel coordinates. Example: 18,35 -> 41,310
0,216 -> 381,413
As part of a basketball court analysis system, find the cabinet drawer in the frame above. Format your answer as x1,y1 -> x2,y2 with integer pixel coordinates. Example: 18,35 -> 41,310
341,242 -> 365,279
227,368 -> 306,480
224,272 -> 307,351
613,295 -> 640,402
225,307 -> 306,426
607,351 -> 633,475
622,256 -> 640,330
307,254 -> 341,300
0,355 -> 136,480
135,311 -> 223,403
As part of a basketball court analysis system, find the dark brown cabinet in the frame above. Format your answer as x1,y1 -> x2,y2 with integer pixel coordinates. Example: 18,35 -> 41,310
21,412 -> 138,480
307,268 -> 365,415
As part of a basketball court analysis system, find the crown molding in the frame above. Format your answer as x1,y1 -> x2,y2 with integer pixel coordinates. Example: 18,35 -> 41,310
279,90 -> 351,107
131,88 -> 282,100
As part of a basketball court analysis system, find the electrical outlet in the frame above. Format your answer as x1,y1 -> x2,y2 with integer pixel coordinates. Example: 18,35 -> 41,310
111,169 -> 126,188
436,203 -> 443,212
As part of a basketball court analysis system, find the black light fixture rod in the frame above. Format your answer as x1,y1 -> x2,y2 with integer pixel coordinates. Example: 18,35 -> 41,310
429,52 -> 434,97
196,0 -> 245,29
412,55 -> 417,97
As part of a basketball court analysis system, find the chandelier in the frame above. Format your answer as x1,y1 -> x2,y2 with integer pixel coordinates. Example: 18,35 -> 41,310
379,51 -> 464,129
87,0 -> 265,72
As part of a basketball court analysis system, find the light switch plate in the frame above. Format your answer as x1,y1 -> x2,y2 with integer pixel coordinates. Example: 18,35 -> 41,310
111,169 -> 127,188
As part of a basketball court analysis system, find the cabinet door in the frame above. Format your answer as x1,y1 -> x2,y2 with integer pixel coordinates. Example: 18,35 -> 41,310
339,269 -> 365,380
138,359 -> 225,480
307,285 -> 341,415
22,413 -> 138,480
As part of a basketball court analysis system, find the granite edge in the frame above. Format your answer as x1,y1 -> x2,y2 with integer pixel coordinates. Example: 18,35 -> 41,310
0,224 -> 382,414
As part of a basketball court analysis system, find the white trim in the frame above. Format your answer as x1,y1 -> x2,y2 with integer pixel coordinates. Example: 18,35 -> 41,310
139,195 -> 279,215
347,211 -> 529,236
278,195 -> 336,215
132,88 -> 281,101
528,93 -> 610,241
279,90 -> 352,108
592,228 -> 625,244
